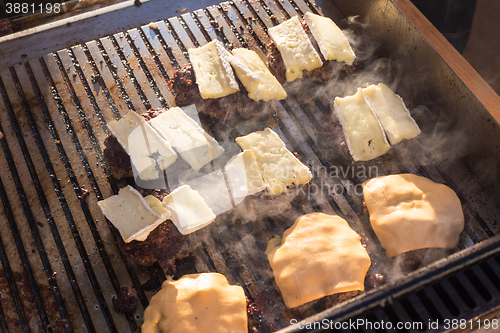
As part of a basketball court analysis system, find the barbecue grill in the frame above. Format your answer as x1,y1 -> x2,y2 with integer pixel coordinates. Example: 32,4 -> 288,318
1,0 -> 500,332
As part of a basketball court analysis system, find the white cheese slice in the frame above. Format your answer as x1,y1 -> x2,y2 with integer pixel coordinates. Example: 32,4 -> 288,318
225,150 -> 266,204
362,83 -> 421,145
107,111 -> 177,180
149,107 -> 225,172
97,185 -> 171,243
164,185 -> 216,235
268,16 -> 323,82
304,12 -> 356,65
184,170 -> 233,215
230,48 -> 287,102
334,89 -> 391,161
188,40 -> 239,99
235,128 -> 312,195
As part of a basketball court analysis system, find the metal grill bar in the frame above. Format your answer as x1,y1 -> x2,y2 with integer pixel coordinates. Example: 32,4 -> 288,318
17,59 -> 99,332
47,47 -> 153,330
127,30 -> 174,107
419,287 -> 450,320
37,56 -> 120,333
49,50 -> 140,331
86,41 -> 138,114
468,267 -> 494,301
27,53 -> 142,328
69,46 -> 122,126
10,62 -> 103,330
391,300 -> 416,331
483,259 -> 500,286
111,34 -> 162,110
0,72 -> 71,332
16,59 -> 119,331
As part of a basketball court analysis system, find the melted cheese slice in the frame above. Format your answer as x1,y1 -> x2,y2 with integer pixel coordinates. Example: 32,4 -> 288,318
363,174 -> 464,257
188,40 -> 239,99
266,213 -> 371,308
107,111 -> 177,180
230,48 -> 287,102
218,46 -> 261,83
304,12 -> 355,65
268,16 -> 323,82
225,150 -> 266,204
142,273 -> 247,333
235,128 -> 312,195
164,185 -> 216,235
97,186 -> 170,242
149,107 -> 224,172
334,89 -> 391,161
361,83 -> 421,145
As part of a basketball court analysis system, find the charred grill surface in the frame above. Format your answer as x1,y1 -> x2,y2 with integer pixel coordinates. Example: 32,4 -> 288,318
112,286 -> 138,313
117,221 -> 210,274
0,0 -> 499,332
169,65 -> 201,107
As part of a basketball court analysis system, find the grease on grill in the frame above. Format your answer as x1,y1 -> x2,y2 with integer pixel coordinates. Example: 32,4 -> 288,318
78,186 -> 90,200
247,298 -> 264,333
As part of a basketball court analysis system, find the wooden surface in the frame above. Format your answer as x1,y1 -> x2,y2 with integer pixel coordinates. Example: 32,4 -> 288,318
393,0 -> 500,124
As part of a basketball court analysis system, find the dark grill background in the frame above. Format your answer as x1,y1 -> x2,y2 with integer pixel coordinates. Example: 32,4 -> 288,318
0,0 -> 500,332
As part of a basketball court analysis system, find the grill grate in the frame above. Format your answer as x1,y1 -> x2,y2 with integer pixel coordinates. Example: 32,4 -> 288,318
0,0 -> 500,331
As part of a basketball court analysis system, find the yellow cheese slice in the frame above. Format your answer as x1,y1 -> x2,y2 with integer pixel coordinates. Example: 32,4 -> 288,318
142,273 -> 247,333
334,88 -> 391,161
266,213 -> 371,308
363,174 -> 464,257
97,186 -> 170,242
235,128 -> 312,195
362,83 -> 421,145
188,40 -> 239,99
304,12 -> 356,65
230,48 -> 287,102
268,16 -> 323,82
